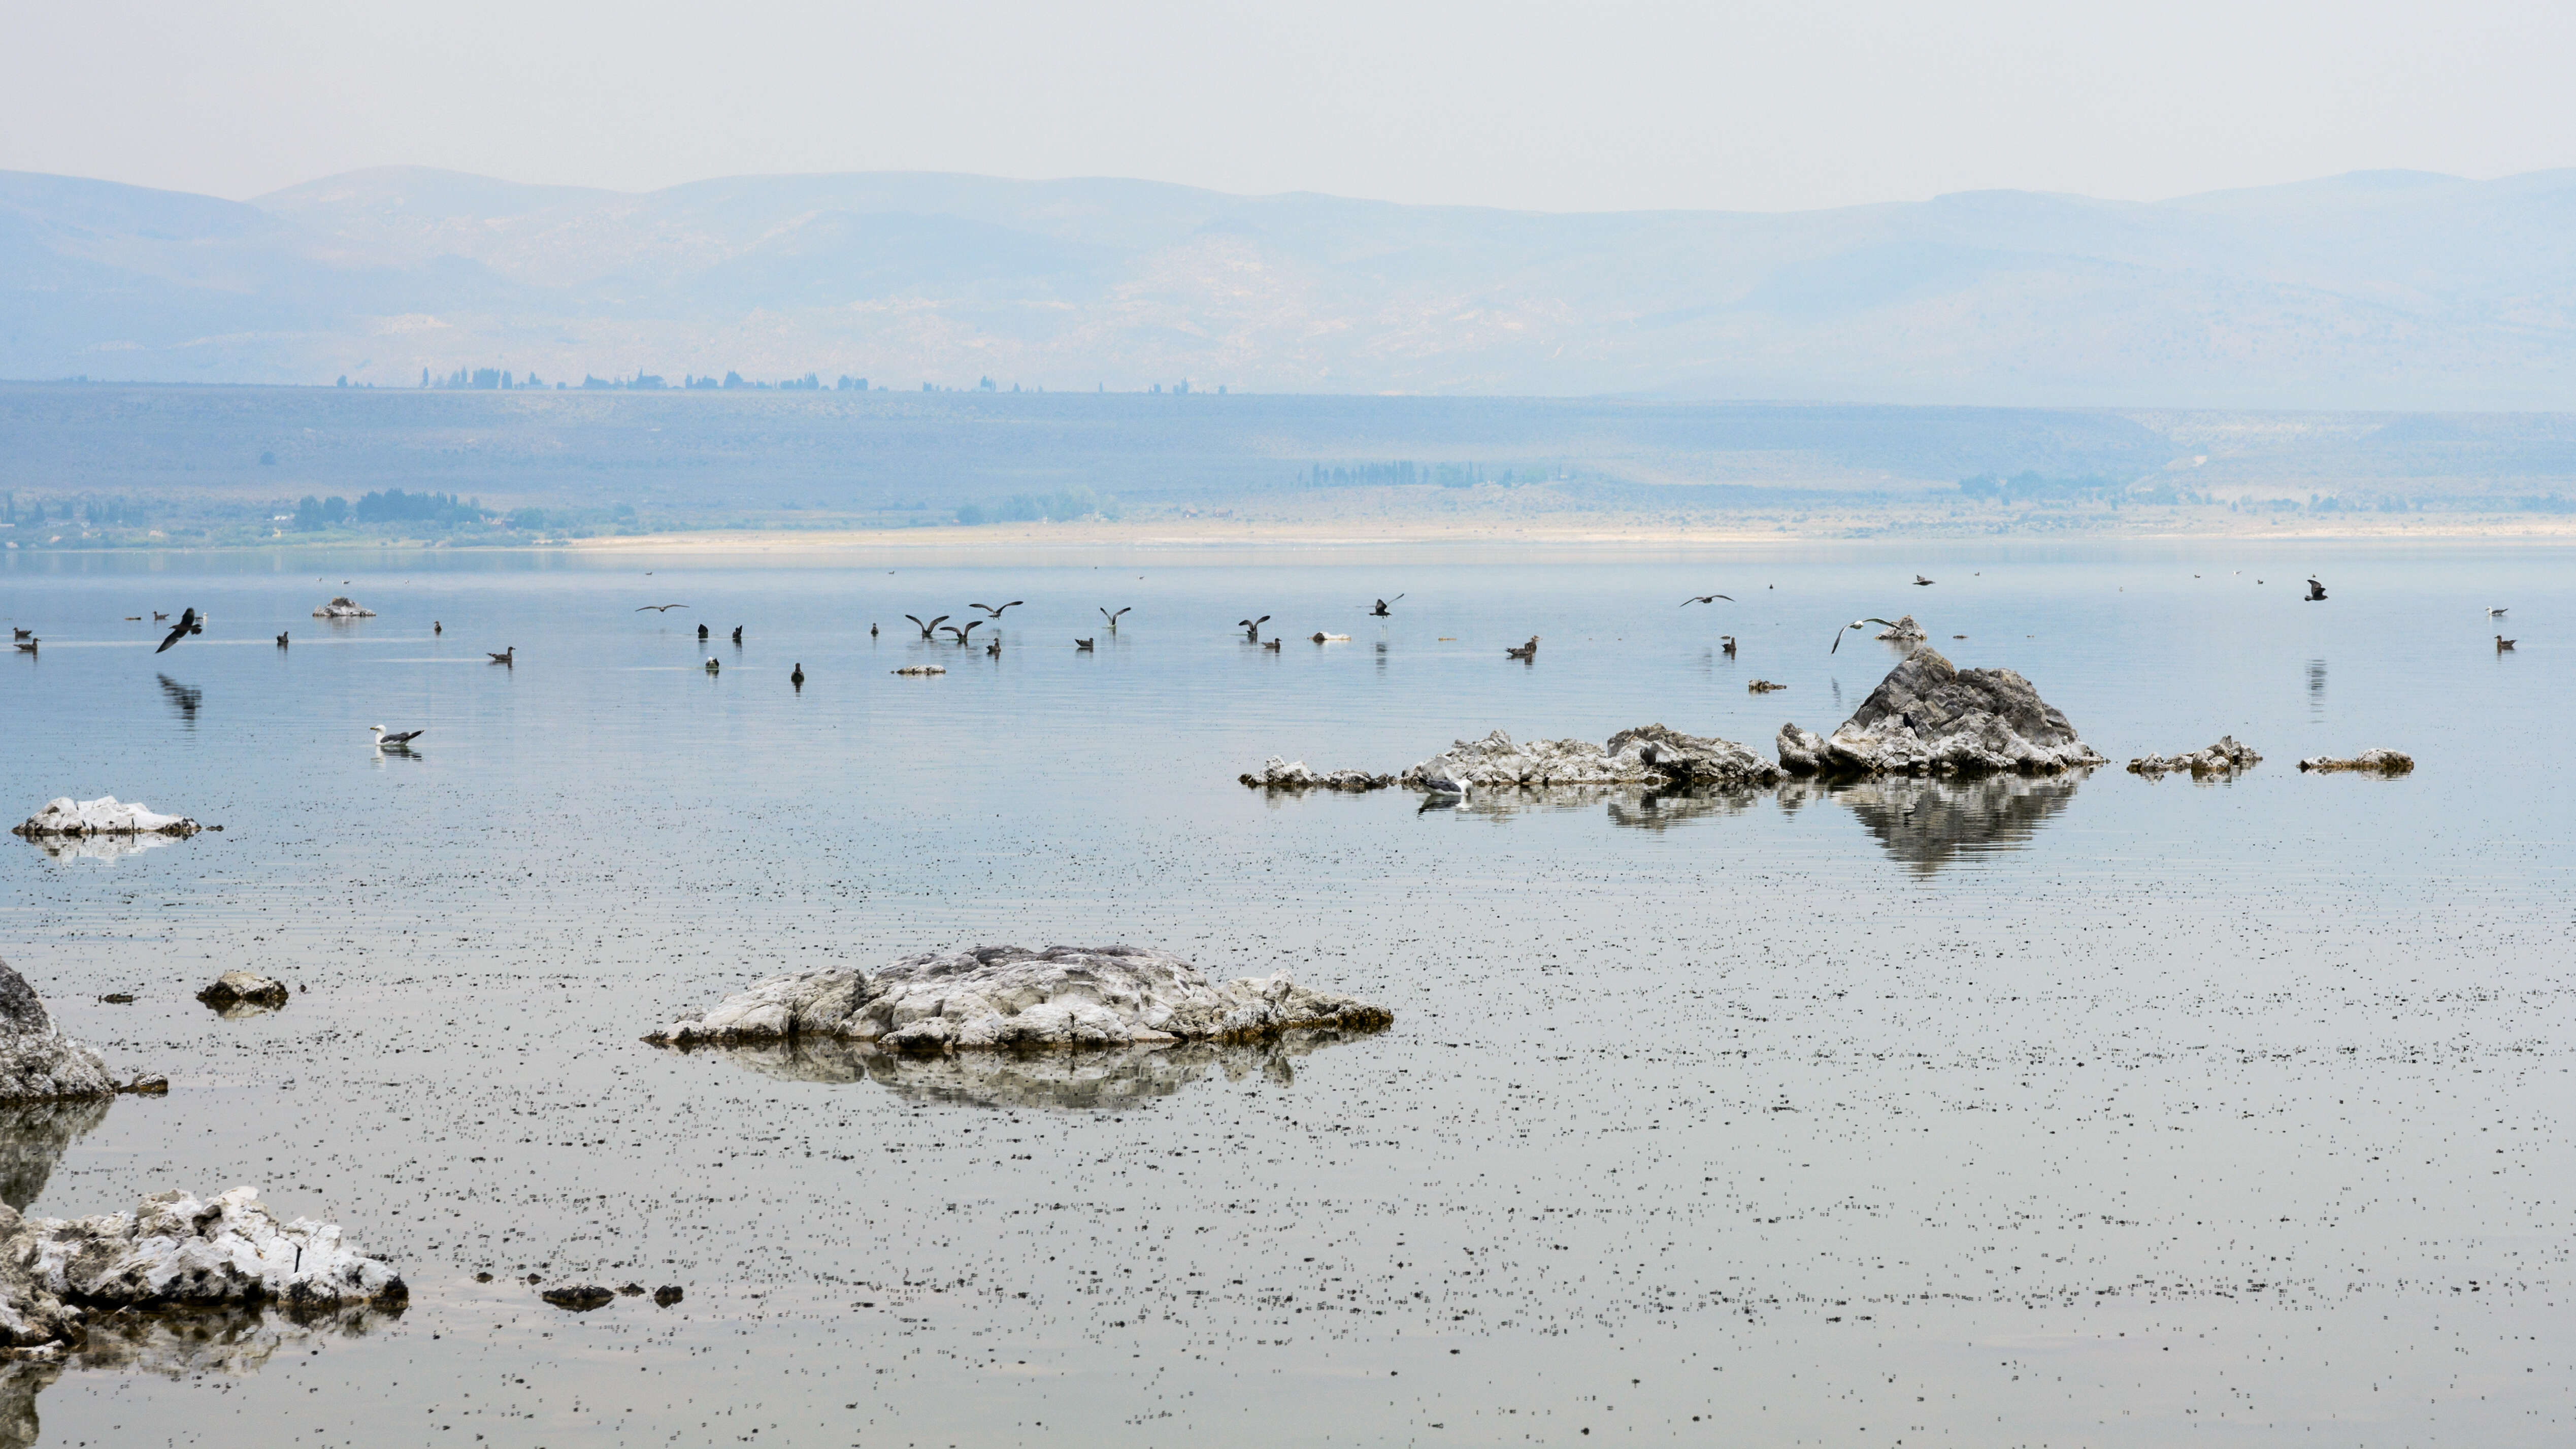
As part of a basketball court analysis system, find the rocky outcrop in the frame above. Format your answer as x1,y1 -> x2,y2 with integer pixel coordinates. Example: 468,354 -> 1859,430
0,963 -> 115,1104
645,944 -> 1391,1052
891,665 -> 946,676
1874,614 -> 1928,642
0,1187 -> 405,1356
2129,737 -> 2262,778
2298,749 -> 2415,774
1403,726 -> 1779,791
13,799 -> 201,839
1603,725 -> 1785,787
310,597 -> 375,618
1239,758 -> 1392,791
196,973 -> 287,1012
1776,648 -> 2105,777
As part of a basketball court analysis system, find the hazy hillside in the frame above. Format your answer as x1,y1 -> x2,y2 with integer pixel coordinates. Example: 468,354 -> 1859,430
9,166 -> 2576,408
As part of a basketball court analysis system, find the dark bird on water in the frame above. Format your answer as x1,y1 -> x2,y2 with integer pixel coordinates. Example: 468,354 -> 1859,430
433,621 -> 442,634
1721,635 -> 1737,656
1262,638 -> 1281,652
905,614 -> 948,640
1101,607 -> 1131,631
10,628 -> 30,640
1370,595 -> 1404,616
986,637 -> 1001,656
731,626 -> 743,644
2306,576 -> 2328,602
791,663 -> 805,688
151,612 -> 168,622
870,623 -> 879,638
275,632 -> 289,648
155,609 -> 203,654
1238,615 -> 1271,642
634,604 -> 689,613
487,646 -> 515,665
971,601 -> 1025,618
2496,635 -> 2516,651
11,639 -> 32,654
697,622 -> 710,640
1506,636 -> 1540,661
123,616 -> 141,621
1830,618 -> 1901,654
1680,594 -> 1732,607
941,621 -> 985,644
1913,575 -> 1935,587
1075,638 -> 1095,651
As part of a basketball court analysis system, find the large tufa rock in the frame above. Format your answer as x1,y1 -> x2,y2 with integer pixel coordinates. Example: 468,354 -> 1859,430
2129,737 -> 2262,778
311,597 -> 375,618
2298,749 -> 2415,775
646,944 -> 1391,1053
13,798 -> 201,840
1776,648 -> 2105,777
1402,727 -> 1779,791
1239,758 -> 1392,792
0,1187 -> 405,1354
0,962 -> 115,1105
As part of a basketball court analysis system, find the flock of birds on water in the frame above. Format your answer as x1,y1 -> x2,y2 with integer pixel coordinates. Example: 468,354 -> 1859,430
6,570 -> 2529,755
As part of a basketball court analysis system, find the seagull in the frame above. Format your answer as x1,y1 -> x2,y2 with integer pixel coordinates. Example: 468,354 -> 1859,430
730,626 -> 742,644
1311,632 -> 1350,643
1238,615 -> 1270,642
275,632 -> 289,648
1720,635 -> 1737,656
1369,595 -> 1405,616
434,621 -> 442,635
941,620 -> 985,644
370,725 -> 425,747
2488,607 -> 2508,617
696,622 -> 709,640
1075,638 -> 1095,651
11,638 -> 32,654
870,623 -> 878,638
971,601 -> 1025,618
2496,635 -> 2517,651
1830,618 -> 1901,654
986,637 -> 1001,657
905,614 -> 948,640
1262,638 -> 1281,652
790,663 -> 805,688
1505,636 -> 1539,661
151,612 -> 168,622
10,627 -> 30,640
487,646 -> 515,665
1680,594 -> 1732,607
634,604 -> 689,613
704,656 -> 720,672
1913,575 -> 1935,586
2305,577 -> 2327,602
1101,607 -> 1131,631
154,608 -> 202,654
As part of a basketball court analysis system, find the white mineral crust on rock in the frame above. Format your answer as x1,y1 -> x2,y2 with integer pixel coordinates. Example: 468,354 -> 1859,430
0,1187 -> 404,1353
1239,758 -> 1392,791
12,799 -> 201,839
1401,726 -> 1780,791
310,597 -> 376,618
1874,614 -> 1929,642
2128,737 -> 2263,777
1775,648 -> 2105,777
646,944 -> 1392,1052
2297,748 -> 2415,774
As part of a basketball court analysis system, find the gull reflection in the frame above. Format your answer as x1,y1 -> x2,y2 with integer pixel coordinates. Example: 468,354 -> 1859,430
156,673 -> 201,729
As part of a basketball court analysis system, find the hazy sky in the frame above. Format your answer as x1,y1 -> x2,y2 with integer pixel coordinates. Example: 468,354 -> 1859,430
6,0 -> 2571,212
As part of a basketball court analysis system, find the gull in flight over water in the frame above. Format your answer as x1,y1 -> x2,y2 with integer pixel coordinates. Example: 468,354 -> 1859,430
635,604 -> 689,613
1830,618 -> 1901,654
155,609 -> 204,654
1680,594 -> 1732,607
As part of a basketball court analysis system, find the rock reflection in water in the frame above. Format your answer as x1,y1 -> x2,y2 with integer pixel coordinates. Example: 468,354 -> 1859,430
683,1034 -> 1356,1109
0,1097 -> 109,1210
1814,772 -> 2090,873
0,1301 -> 400,1449
19,832 -> 182,865
1604,787 -> 1765,832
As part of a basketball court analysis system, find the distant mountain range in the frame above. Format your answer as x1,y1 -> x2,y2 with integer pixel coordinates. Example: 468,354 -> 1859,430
7,164 -> 2576,408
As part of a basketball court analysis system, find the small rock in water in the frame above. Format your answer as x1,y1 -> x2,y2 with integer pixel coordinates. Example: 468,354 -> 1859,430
2298,748 -> 2415,774
196,972 -> 289,1012
618,1282 -> 646,1296
1746,679 -> 1787,693
646,944 -> 1391,1052
653,1285 -> 684,1306
310,597 -> 376,618
891,665 -> 947,676
2128,736 -> 2262,778
13,796 -> 203,839
1239,758 -> 1393,791
541,1285 -> 616,1311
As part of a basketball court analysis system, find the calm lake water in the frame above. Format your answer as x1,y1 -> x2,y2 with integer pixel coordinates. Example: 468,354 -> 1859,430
0,537 -> 2568,1447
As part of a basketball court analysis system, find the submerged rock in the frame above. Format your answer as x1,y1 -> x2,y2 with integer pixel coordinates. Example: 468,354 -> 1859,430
1402,726 -> 1779,791
0,962 -> 116,1104
2298,749 -> 2415,774
1239,758 -> 1393,791
2129,737 -> 2262,778
0,1187 -> 404,1355
196,973 -> 288,1012
541,1286 -> 615,1311
891,665 -> 946,677
12,798 -> 201,839
646,944 -> 1391,1052
1776,648 -> 2105,777
310,597 -> 375,618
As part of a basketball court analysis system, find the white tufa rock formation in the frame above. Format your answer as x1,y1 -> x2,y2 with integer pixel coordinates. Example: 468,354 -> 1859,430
1239,758 -> 1392,791
1401,726 -> 1780,791
2297,749 -> 2415,774
1776,647 -> 2105,777
646,944 -> 1391,1052
0,1187 -> 405,1355
310,597 -> 376,618
2128,737 -> 2263,777
13,799 -> 201,839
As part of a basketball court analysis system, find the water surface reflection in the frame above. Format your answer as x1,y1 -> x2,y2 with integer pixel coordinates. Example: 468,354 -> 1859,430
678,1033 -> 1360,1109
